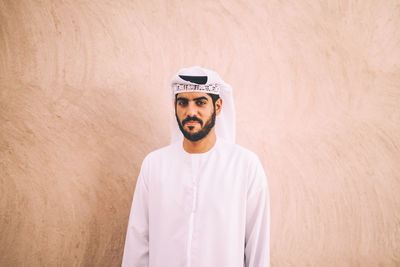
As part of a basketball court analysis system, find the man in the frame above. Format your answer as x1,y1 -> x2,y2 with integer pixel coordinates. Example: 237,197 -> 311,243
122,66 -> 270,267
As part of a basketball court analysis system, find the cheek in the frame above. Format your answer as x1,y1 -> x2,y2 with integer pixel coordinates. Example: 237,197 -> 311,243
202,105 -> 214,117
176,109 -> 185,120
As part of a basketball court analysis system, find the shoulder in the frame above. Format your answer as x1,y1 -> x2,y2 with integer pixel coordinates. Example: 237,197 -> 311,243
218,139 -> 266,181
218,138 -> 260,163
224,143 -> 268,195
218,140 -> 267,194
141,142 -> 180,165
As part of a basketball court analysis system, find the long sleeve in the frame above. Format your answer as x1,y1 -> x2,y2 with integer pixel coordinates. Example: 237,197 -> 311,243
245,157 -> 270,267
122,160 -> 149,267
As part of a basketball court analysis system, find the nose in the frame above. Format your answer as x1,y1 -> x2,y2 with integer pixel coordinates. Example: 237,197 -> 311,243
186,101 -> 197,117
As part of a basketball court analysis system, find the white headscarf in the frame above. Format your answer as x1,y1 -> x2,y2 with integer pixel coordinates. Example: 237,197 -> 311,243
170,66 -> 236,144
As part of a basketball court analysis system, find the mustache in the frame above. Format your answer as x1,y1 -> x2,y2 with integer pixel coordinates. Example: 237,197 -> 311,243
182,116 -> 203,126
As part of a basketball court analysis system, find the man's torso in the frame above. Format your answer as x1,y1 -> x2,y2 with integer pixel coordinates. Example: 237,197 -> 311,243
142,138 -> 259,267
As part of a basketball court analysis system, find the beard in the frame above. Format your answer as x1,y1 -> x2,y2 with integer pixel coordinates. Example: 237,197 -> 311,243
176,108 -> 216,142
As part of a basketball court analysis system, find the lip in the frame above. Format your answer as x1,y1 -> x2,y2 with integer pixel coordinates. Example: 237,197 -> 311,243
185,121 -> 200,125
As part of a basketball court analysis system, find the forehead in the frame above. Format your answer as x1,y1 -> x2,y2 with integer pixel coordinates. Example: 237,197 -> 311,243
175,92 -> 211,100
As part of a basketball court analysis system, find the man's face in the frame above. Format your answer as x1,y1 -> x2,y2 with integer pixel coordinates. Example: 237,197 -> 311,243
175,92 -> 220,142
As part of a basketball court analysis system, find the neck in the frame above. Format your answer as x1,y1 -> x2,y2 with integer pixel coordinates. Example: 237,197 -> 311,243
183,129 -> 217,154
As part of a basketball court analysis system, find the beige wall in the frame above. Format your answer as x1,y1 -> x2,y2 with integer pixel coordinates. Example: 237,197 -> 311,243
1,0 -> 399,266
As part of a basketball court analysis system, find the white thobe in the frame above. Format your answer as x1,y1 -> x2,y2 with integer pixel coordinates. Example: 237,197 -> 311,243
122,138 -> 270,267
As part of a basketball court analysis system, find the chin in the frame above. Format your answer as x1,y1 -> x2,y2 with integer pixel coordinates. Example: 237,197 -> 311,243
186,127 -> 201,132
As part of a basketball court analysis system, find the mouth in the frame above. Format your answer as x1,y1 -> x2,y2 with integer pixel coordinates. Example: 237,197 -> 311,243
185,121 -> 199,131
185,120 -> 200,125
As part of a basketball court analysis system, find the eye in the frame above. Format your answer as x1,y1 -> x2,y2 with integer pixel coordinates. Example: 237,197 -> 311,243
196,100 -> 206,106
178,100 -> 188,106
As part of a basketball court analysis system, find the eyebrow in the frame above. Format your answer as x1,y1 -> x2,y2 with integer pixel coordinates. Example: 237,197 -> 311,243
176,97 -> 187,102
193,97 -> 208,101
176,96 -> 209,102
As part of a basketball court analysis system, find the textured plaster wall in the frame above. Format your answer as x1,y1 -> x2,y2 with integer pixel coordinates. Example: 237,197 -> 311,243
1,0 -> 399,266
